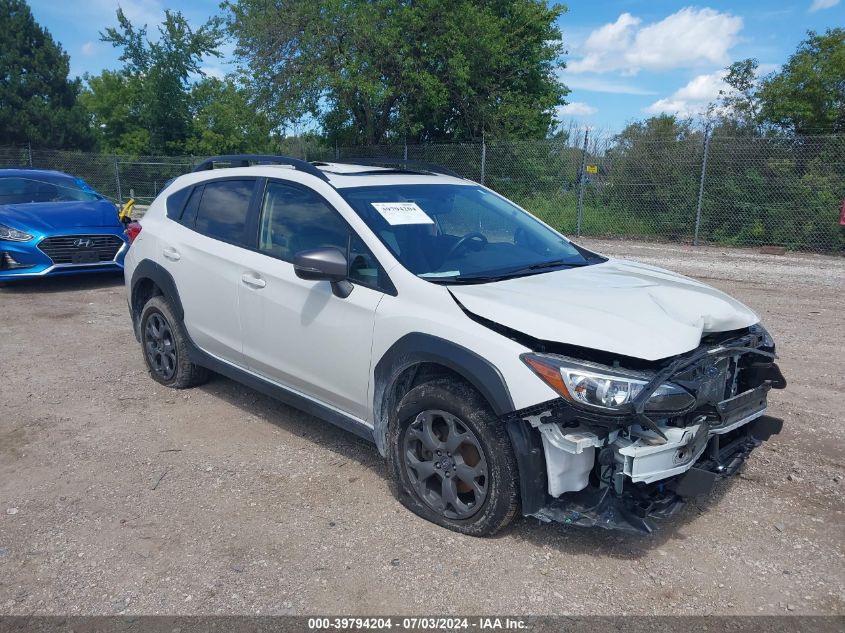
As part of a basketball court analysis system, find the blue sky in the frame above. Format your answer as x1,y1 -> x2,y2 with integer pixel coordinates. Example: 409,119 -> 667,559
28,0 -> 845,132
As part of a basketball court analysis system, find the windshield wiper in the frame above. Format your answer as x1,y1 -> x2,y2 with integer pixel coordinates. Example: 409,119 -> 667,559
525,259 -> 590,271
428,260 -> 592,285
492,259 -> 591,278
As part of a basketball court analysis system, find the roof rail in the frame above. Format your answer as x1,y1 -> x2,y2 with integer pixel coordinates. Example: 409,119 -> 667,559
192,154 -> 330,182
335,158 -> 463,180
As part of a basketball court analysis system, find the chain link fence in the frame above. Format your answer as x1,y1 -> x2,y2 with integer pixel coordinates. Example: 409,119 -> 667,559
2,132 -> 843,251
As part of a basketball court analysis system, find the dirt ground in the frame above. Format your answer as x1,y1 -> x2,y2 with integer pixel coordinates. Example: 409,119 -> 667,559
0,238 -> 843,616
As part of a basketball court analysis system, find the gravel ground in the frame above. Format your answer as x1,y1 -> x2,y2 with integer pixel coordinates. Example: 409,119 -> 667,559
0,239 -> 843,616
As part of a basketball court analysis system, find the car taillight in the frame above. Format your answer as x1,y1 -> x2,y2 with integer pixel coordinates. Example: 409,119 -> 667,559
125,221 -> 142,244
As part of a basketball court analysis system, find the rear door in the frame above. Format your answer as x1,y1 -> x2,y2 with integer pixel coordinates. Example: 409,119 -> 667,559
159,178 -> 259,366
238,179 -> 390,420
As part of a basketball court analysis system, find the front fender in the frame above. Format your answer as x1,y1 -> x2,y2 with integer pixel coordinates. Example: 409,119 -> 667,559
372,333 -> 515,454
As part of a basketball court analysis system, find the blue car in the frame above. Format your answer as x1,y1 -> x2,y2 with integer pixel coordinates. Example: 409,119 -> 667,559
0,168 -> 128,282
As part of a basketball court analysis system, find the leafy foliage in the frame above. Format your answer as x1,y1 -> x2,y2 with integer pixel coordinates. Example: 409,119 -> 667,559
225,0 -> 567,145
99,8 -> 224,154
758,28 -> 845,134
79,70 -> 149,154
0,0 -> 95,149
185,78 -> 277,155
598,116 -> 704,239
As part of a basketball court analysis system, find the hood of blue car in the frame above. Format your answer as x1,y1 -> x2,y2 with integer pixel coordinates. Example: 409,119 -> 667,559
0,200 -> 121,232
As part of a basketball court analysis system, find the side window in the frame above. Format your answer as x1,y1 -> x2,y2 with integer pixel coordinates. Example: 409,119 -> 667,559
166,185 -> 192,220
179,186 -> 203,225
258,182 -> 390,292
348,233 -> 383,288
258,182 -> 348,261
193,179 -> 255,245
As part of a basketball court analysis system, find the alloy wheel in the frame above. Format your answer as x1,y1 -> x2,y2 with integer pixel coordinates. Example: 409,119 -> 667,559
402,409 -> 489,520
144,312 -> 177,381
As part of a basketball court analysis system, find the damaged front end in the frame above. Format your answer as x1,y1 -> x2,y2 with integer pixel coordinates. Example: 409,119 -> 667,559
508,325 -> 787,534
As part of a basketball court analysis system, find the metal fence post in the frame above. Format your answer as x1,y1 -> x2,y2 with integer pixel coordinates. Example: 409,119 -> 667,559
480,134 -> 486,186
403,136 -> 408,161
27,142 -> 33,167
693,125 -> 711,246
575,129 -> 589,238
113,154 -> 122,203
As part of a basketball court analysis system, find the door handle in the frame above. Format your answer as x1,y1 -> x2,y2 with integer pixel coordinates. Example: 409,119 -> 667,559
241,273 -> 266,289
162,247 -> 181,261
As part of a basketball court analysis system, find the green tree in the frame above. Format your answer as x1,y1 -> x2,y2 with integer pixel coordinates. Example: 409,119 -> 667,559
100,8 -> 224,154
226,0 -> 567,145
714,58 -> 762,132
758,28 -> 845,134
0,0 -> 94,148
79,70 -> 149,154
604,116 -> 704,239
185,78 -> 277,155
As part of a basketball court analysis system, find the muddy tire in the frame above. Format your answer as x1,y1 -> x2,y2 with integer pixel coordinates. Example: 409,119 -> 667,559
387,378 -> 520,536
139,295 -> 209,389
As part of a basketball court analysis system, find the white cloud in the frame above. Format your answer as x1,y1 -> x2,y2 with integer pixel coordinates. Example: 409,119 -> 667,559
560,73 -> 656,95
558,102 -> 598,116
568,8 -> 743,75
810,0 -> 840,11
644,61 -> 777,117
644,71 -> 728,116
81,42 -> 97,56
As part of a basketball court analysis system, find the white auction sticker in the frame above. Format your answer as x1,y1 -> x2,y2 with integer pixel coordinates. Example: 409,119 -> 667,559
371,202 -> 434,225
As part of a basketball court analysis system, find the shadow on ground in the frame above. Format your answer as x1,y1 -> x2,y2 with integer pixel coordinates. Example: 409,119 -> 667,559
196,371 -> 730,559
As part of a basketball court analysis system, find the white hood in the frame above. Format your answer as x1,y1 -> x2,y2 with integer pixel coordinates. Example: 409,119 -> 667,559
448,259 -> 758,361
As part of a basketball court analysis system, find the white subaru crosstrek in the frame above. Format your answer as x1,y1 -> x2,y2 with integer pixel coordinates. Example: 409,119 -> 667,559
124,155 -> 787,536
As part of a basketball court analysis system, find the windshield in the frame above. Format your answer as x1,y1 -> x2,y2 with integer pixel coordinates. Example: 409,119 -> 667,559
0,175 -> 103,205
339,183 -> 603,282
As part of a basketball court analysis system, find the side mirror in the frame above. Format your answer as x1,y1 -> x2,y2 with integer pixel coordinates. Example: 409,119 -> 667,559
293,247 -> 354,298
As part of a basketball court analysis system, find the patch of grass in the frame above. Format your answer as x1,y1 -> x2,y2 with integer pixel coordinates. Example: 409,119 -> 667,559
515,194 -> 656,238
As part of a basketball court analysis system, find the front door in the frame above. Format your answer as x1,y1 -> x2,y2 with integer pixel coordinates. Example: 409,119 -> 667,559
238,180 -> 389,421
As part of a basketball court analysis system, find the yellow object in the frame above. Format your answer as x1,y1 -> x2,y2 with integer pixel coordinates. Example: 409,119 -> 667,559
118,198 -> 135,222
586,164 -> 598,175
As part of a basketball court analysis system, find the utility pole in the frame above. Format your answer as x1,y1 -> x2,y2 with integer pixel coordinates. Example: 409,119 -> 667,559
480,132 -> 486,186
693,124 -> 712,246
113,154 -> 122,203
575,129 -> 589,238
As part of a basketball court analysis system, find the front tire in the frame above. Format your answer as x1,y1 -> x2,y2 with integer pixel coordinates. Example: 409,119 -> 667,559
387,378 -> 520,536
139,295 -> 208,389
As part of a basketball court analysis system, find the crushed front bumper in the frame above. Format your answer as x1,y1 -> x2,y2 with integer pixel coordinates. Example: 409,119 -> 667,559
530,414 -> 782,534
504,331 -> 787,534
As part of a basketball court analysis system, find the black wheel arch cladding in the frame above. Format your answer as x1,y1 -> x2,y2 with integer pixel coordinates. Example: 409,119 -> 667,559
130,259 -> 184,338
372,333 -> 516,455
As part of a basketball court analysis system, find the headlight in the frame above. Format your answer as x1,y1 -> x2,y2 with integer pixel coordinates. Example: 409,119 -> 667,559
521,353 -> 695,413
0,223 -> 33,242
750,323 -> 775,350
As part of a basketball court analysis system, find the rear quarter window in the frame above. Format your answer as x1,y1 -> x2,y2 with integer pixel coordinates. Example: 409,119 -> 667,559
165,186 -> 192,220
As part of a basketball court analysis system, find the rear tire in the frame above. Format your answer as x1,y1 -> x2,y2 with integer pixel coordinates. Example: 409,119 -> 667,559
139,295 -> 209,389
387,378 -> 520,536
